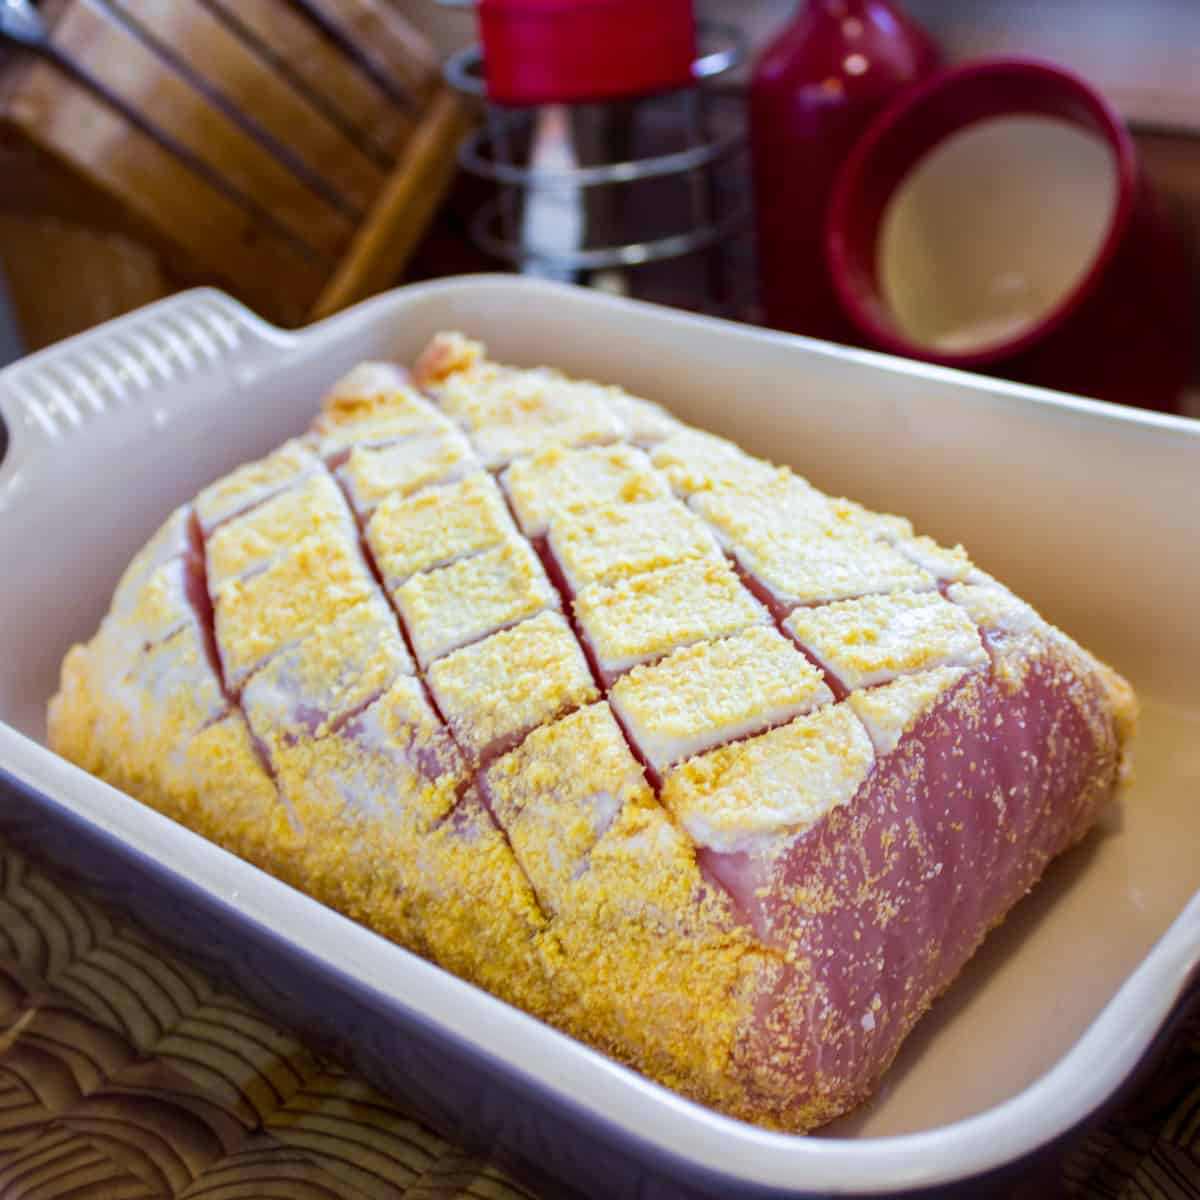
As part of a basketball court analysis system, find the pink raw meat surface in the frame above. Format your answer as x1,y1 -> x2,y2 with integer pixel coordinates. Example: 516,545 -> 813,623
709,651 -> 1119,1116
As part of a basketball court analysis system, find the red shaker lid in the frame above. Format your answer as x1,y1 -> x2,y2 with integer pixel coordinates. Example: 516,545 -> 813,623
477,0 -> 698,106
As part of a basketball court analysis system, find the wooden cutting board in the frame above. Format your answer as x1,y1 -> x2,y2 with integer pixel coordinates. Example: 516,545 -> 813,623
0,0 -> 468,345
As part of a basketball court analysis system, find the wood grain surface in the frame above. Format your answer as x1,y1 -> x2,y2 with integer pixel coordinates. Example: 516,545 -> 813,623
311,87 -> 470,321
108,0 -> 388,216
0,0 -> 462,334
198,0 -> 421,163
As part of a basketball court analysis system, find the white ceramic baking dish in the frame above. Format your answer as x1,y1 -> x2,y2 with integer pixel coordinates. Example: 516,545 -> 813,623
0,278 -> 1196,1199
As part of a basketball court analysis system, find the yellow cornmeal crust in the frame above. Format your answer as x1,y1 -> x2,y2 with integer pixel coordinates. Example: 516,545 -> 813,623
407,791 -> 563,1019
548,497 -> 720,593
182,714 -> 302,876
573,554 -> 768,674
946,578 -> 1040,637
894,534 -> 975,583
413,330 -> 486,388
136,624 -> 229,724
435,359 -> 629,463
549,794 -> 769,1111
650,427 -> 780,496
274,674 -> 462,823
689,468 -> 825,528
195,439 -> 316,532
610,626 -> 834,773
318,359 -> 410,400
49,333 -> 1140,1136
660,704 -> 876,853
241,597 -> 414,746
428,611 -> 598,761
269,674 -> 465,932
482,703 -> 769,1106
784,590 -> 989,690
312,364 -> 447,453
694,480 -> 934,606
101,623 -> 226,758
394,535 -> 559,669
215,532 -> 378,685
418,329 -> 679,451
366,472 -> 516,589
120,558 -> 197,647
502,443 -> 669,538
692,476 -> 917,551
485,703 -> 646,912
48,626 -> 291,877
338,426 -> 478,514
206,471 -> 355,588
847,666 -> 969,756
52,634 -> 559,1021
601,391 -> 681,445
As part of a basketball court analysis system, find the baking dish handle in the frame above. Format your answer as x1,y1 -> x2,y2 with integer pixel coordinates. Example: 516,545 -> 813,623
0,289 -> 296,512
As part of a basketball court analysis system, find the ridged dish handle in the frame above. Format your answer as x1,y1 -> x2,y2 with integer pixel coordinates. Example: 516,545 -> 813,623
0,289 -> 296,513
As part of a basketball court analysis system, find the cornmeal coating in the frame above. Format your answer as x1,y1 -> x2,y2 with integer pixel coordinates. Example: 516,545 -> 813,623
50,332 -> 1136,1133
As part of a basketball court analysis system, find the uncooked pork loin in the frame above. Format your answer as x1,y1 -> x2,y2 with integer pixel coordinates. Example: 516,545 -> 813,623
50,332 -> 1136,1132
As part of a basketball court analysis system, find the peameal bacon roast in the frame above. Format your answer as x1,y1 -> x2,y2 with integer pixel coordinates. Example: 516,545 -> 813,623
49,333 -> 1136,1132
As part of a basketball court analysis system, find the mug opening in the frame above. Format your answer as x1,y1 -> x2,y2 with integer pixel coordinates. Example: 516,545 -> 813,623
879,115 -> 1120,356
827,59 -> 1138,367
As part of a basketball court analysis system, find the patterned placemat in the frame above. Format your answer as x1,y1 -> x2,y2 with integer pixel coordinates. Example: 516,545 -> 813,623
0,842 -> 1195,1199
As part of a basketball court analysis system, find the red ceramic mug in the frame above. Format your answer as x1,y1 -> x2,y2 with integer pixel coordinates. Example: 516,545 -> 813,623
826,58 -> 1193,412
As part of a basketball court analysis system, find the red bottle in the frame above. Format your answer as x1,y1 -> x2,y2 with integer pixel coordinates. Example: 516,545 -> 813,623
750,1 -> 940,340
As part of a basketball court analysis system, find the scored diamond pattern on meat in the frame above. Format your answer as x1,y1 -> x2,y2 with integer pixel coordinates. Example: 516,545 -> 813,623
365,472 -> 518,589
546,496 -> 721,594
427,610 -> 598,767
195,439 -> 320,534
338,424 -> 479,517
47,330 -> 1136,1135
205,470 -> 357,590
502,442 -> 669,538
608,625 -> 834,780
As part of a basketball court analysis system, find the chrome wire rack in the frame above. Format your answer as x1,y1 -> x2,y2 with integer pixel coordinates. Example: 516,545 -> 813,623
442,23 -> 748,287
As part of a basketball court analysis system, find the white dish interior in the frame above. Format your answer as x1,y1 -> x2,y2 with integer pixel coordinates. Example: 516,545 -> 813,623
0,279 -> 1196,1192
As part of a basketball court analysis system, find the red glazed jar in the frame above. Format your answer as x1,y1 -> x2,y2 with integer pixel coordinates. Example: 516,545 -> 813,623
826,59 -> 1194,412
477,0 -> 698,106
750,0 -> 940,340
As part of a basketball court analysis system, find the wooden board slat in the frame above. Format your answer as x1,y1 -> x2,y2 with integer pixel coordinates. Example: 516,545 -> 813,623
200,0 -> 417,162
0,216 -> 174,351
298,0 -> 440,109
310,87 -> 469,320
39,0 -> 354,261
113,0 -> 387,216
0,0 -> 455,328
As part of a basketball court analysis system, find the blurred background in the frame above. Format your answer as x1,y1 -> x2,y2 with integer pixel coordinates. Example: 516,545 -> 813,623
1,0 -> 1198,414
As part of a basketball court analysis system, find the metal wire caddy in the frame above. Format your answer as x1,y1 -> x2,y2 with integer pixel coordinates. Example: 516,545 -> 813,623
442,22 -> 748,277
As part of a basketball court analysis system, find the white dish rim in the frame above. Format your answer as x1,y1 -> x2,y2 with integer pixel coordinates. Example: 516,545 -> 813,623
0,277 -> 1196,1195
